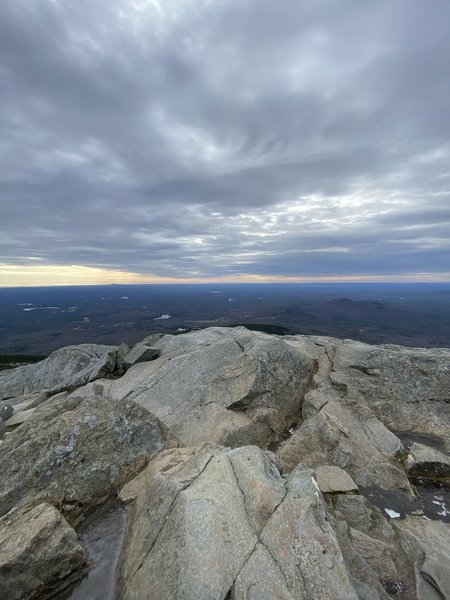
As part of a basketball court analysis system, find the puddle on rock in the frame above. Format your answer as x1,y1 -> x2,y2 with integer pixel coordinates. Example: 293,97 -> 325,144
359,486 -> 420,520
60,500 -> 128,600
414,483 -> 450,522
360,484 -> 450,523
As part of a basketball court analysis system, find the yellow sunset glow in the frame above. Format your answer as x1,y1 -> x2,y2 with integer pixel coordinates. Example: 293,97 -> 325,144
0,263 -> 449,287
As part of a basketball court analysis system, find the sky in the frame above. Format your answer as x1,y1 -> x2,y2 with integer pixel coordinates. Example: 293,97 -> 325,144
1,0 -> 450,287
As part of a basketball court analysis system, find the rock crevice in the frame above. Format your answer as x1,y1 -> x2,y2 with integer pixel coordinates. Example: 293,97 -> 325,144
0,327 -> 449,599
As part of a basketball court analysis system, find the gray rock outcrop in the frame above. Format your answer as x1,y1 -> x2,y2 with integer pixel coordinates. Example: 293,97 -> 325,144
327,339 -> 450,444
0,394 -> 175,522
122,343 -> 161,368
119,445 -> 360,600
106,327 -> 316,447
279,390 -> 412,494
314,465 -> 358,493
0,326 -> 449,599
0,503 -> 86,600
396,517 -> 450,600
328,494 -> 417,598
0,344 -> 118,399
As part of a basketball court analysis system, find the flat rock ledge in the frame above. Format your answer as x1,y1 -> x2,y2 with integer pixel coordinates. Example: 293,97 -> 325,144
314,465 -> 359,493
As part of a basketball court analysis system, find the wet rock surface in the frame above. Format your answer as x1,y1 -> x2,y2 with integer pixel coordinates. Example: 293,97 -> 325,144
406,442 -> 450,479
0,327 -> 449,599
60,501 -> 127,600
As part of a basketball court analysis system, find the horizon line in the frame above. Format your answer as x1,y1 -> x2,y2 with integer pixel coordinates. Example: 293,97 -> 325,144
1,263 -> 450,288
1,279 -> 450,290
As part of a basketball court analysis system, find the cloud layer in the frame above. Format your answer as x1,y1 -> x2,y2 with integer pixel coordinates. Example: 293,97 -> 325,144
1,0 -> 450,284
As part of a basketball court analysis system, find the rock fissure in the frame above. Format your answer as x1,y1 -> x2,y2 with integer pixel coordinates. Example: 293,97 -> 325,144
1,327 -> 450,600
420,571 -> 446,600
130,491 -> 181,580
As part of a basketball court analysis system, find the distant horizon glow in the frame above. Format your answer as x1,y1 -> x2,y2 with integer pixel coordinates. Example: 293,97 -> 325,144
0,263 -> 449,288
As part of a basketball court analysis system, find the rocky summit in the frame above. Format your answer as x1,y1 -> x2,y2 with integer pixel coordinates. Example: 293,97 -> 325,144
0,327 -> 449,600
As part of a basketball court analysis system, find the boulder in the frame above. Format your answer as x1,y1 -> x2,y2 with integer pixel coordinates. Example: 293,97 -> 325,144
396,517 -> 450,600
328,340 -> 450,445
3,407 -> 35,428
0,404 -> 13,421
278,392 -> 412,495
0,394 -> 175,522
109,327 -> 315,447
314,465 -> 358,493
0,503 -> 86,600
361,416 -> 404,456
122,344 -> 161,368
329,494 -> 418,598
1,390 -> 54,410
118,445 -> 360,599
406,442 -> 450,479
0,344 -> 118,400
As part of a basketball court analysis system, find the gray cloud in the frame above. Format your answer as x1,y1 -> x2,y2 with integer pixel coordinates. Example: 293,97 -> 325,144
1,0 -> 450,281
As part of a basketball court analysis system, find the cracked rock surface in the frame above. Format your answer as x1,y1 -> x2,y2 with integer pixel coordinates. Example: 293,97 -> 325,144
106,327 -> 316,448
0,344 -> 118,399
118,445 -> 359,600
0,327 -> 449,599
0,503 -> 87,600
0,394 -> 175,523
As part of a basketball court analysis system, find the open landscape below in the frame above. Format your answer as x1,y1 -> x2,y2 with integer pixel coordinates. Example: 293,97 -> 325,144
1,282 -> 450,357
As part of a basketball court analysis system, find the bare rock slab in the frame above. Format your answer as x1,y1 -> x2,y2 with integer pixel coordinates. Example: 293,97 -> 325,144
396,517 -> 450,600
330,341 -> 450,444
0,503 -> 86,600
119,445 -> 360,600
314,465 -> 358,493
279,393 -> 412,495
0,344 -> 118,400
122,344 -> 161,368
0,394 -> 175,522
109,327 -> 316,448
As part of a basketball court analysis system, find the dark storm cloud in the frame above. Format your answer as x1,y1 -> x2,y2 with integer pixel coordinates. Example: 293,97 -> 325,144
1,0 -> 450,281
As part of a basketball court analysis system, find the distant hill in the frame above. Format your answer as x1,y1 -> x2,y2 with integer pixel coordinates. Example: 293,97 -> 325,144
311,298 -> 424,325
1,283 -> 450,354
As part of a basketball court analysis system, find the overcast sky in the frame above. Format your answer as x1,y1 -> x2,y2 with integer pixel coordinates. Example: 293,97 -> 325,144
1,0 -> 450,286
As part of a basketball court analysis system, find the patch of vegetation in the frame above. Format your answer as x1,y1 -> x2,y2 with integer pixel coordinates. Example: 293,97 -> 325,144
390,448 -> 409,469
0,354 -> 46,371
